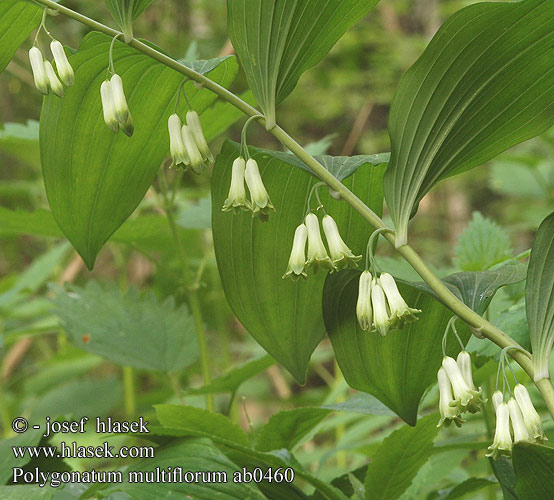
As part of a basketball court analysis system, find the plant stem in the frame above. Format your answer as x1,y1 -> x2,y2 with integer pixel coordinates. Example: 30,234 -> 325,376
32,0 -> 554,419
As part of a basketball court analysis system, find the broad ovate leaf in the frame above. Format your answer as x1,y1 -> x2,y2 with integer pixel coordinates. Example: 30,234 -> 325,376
227,0 -> 380,128
384,0 -> 554,246
40,32 -> 236,269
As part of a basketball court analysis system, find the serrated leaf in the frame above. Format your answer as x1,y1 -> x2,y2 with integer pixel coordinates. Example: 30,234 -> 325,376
212,141 -> 385,382
323,269 -> 470,424
513,442 -> 554,500
384,0 -> 554,246
0,0 -> 41,73
526,212 -> 554,381
364,414 -> 440,500
454,212 -> 513,271
255,408 -> 330,452
51,281 -> 198,373
228,0 -> 380,128
40,32 -> 236,269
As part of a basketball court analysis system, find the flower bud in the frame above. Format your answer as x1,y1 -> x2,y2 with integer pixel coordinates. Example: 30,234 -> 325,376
50,40 -> 74,86
245,159 -> 274,217
181,124 -> 204,174
44,60 -> 64,97
514,384 -> 546,441
168,114 -> 188,166
119,112 -> 134,138
186,110 -> 213,164
100,80 -> 119,133
29,47 -> 49,95
222,157 -> 250,212
283,224 -> 308,280
508,397 -> 532,443
110,74 -> 130,124
371,279 -> 391,337
379,273 -> 420,328
437,367 -> 465,428
456,350 -> 484,413
305,213 -> 333,271
322,215 -> 361,269
442,356 -> 482,409
486,402 -> 512,460
356,271 -> 373,332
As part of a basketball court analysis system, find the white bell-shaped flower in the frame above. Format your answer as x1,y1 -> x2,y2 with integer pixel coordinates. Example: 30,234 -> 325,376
321,215 -> 361,269
492,390 -> 504,411
283,224 -> 308,280
186,110 -> 214,164
29,47 -> 49,95
181,124 -> 204,174
222,157 -> 250,212
371,279 -> 391,337
437,367 -> 464,428
442,356 -> 482,409
356,271 -> 373,332
245,159 -> 274,217
44,60 -> 64,97
100,80 -> 119,133
486,402 -> 513,460
507,397 -> 532,443
50,40 -> 74,86
168,114 -> 188,166
514,384 -> 546,441
305,213 -> 333,271
456,350 -> 484,413
110,74 -> 130,124
379,272 -> 420,328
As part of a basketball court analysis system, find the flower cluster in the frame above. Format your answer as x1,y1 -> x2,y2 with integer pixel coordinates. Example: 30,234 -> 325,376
437,352 -> 484,427
356,271 -> 420,335
100,74 -> 134,137
29,41 -> 74,97
486,384 -> 546,459
283,213 -> 361,280
168,111 -> 213,174
222,157 -> 274,219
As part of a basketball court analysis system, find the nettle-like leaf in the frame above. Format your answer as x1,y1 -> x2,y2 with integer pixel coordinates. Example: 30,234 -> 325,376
526,211 -> 554,381
384,0 -> 554,246
227,0 -> 380,128
104,0 -> 154,41
212,141 -> 385,383
323,269 -> 471,424
51,281 -> 198,373
40,32 -> 237,269
0,0 -> 41,73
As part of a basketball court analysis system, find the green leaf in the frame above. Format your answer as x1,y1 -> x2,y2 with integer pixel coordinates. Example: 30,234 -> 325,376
227,0 -> 380,128
0,0 -> 41,73
40,32 -> 236,269
184,355 -> 274,396
414,260 -> 528,316
0,429 -> 43,484
0,487 -> 53,500
105,0 -> 154,40
0,120 -> 40,167
526,211 -> 554,381
321,393 -> 395,416
384,0 -> 554,246
454,212 -> 513,271
490,457 -> 518,500
51,281 -> 198,373
98,438 -> 266,500
255,408 -> 330,452
323,270 -> 470,424
364,413 -> 440,500
513,442 -> 554,500
212,141 -> 385,383
155,404 -> 250,447
435,478 -> 497,500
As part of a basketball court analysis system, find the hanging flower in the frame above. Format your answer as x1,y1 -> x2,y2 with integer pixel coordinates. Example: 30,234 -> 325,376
181,124 -> 204,174
222,157 -> 250,213
305,213 -> 333,271
100,80 -> 119,133
245,159 -> 274,218
283,224 -> 308,280
456,350 -> 484,413
321,215 -> 361,269
507,397 -> 532,444
371,279 -> 391,336
356,270 -> 373,332
109,74 -> 131,124
437,367 -> 465,428
186,110 -> 214,165
486,402 -> 513,460
29,47 -> 49,95
168,114 -> 188,166
119,113 -> 134,138
50,40 -> 74,86
514,384 -> 546,441
379,273 -> 420,328
442,356 -> 483,410
492,390 -> 504,411
43,60 -> 64,97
